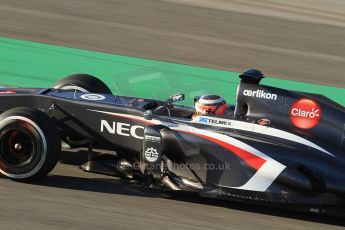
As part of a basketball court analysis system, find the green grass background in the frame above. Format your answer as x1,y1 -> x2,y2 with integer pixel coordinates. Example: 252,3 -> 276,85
0,37 -> 344,106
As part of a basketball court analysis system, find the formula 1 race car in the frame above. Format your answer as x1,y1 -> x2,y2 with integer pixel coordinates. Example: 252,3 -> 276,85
0,70 -> 344,215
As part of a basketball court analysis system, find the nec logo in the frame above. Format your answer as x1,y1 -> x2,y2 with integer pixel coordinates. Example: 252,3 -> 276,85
243,89 -> 278,101
100,120 -> 144,139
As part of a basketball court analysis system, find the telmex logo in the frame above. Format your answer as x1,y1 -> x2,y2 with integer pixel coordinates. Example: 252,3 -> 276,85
243,90 -> 278,101
198,117 -> 208,123
198,116 -> 232,127
208,118 -> 232,126
290,99 -> 321,129
100,120 -> 144,139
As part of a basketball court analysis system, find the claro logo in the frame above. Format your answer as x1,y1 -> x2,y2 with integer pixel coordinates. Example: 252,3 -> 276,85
243,90 -> 278,101
290,99 -> 321,129
100,120 -> 144,139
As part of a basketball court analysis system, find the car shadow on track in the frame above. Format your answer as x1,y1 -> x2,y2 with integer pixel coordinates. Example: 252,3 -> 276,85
35,150 -> 345,227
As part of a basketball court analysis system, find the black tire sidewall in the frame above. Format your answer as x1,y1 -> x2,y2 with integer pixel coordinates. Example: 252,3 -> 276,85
53,74 -> 112,94
0,121 -> 44,175
0,107 -> 61,181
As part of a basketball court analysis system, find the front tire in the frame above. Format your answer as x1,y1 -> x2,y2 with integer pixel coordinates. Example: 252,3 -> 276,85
0,107 -> 61,182
53,74 -> 112,147
53,74 -> 112,94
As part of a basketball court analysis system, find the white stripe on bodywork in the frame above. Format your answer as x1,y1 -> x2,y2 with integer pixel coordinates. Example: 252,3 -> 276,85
87,109 -> 161,124
191,116 -> 333,157
88,109 -> 286,192
173,125 -> 286,191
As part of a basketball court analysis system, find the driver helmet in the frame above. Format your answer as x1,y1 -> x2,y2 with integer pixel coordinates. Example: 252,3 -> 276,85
194,94 -> 227,118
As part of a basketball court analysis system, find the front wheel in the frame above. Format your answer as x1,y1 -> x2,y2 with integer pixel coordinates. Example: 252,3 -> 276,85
53,74 -> 112,94
0,107 -> 61,182
53,74 -> 112,146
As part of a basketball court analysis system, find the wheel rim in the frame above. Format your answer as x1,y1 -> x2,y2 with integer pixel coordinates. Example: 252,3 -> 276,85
0,116 -> 47,179
0,125 -> 38,168
60,85 -> 89,92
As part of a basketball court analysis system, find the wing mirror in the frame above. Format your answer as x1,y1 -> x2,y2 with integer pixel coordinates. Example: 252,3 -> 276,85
143,110 -> 153,120
168,93 -> 185,103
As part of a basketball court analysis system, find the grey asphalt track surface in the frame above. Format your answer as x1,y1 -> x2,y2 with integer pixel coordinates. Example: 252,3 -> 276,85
0,150 -> 345,230
0,1 -> 345,229
0,0 -> 345,87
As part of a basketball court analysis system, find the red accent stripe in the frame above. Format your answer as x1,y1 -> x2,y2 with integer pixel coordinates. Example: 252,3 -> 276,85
179,130 -> 266,171
109,114 -> 156,125
105,112 -> 266,171
0,91 -> 16,94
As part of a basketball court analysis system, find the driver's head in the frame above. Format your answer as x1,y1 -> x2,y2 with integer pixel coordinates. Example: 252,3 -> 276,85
194,94 -> 227,117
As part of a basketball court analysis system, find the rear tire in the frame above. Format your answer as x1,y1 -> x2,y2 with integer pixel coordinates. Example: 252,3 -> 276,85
53,74 -> 112,94
0,107 -> 61,182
